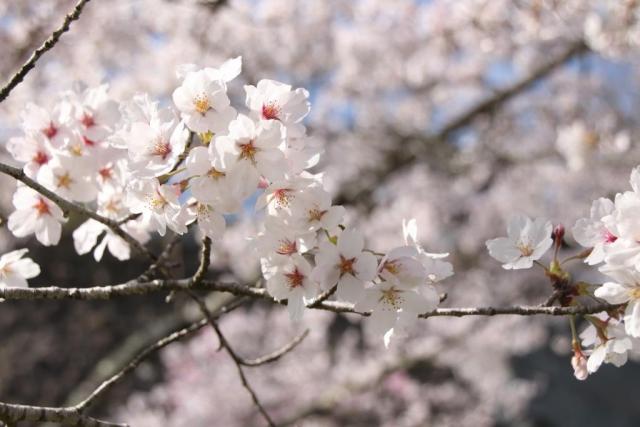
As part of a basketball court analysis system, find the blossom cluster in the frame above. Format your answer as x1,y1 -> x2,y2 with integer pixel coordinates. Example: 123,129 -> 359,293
4,57 -> 453,344
485,167 -> 640,379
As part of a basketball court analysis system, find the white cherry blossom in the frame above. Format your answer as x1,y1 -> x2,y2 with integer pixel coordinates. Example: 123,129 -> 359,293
0,249 -> 40,288
172,69 -> 236,134
125,178 -> 186,236
7,185 -> 65,246
573,197 -> 617,265
245,79 -> 310,138
266,254 -> 318,321
486,215 -> 553,270
215,114 -> 287,185
37,155 -> 97,202
594,267 -> 640,337
311,229 -> 378,303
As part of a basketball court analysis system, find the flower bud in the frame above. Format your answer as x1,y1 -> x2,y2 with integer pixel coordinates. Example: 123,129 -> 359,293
571,352 -> 588,381
553,224 -> 565,244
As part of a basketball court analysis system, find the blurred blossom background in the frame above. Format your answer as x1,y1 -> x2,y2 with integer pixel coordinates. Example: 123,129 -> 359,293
2,0 -> 640,426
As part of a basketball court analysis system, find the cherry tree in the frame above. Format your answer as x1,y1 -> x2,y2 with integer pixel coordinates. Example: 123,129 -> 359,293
0,0 -> 640,426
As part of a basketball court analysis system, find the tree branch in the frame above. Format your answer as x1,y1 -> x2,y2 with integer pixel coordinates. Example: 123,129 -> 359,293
72,297 -> 247,411
334,39 -> 589,207
0,162 -> 154,261
0,277 -> 619,318
0,0 -> 92,103
240,329 -> 309,367
185,290 -> 276,426
0,402 -> 124,427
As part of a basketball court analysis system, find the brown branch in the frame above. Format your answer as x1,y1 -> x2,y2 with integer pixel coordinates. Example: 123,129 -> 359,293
0,162 -> 154,261
334,39 -> 589,207
0,277 -> 619,318
72,297 -> 246,411
306,284 -> 337,308
0,0 -> 92,103
185,290 -> 276,426
0,402 -> 124,427
190,236 -> 212,286
240,329 -> 309,367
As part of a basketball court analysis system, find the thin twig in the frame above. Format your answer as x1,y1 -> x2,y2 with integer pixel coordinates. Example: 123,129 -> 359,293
190,236 -> 212,286
0,162 -> 154,260
306,284 -> 337,308
73,297 -> 247,411
0,0 -> 92,103
185,290 -> 276,426
240,329 -> 309,367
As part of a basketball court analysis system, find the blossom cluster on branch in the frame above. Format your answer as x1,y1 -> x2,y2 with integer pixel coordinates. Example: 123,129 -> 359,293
2,56 -> 456,345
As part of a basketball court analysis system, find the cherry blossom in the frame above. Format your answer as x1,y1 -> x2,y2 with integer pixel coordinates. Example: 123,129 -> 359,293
594,267 -> 640,337
580,314 -> 634,374
311,229 -> 378,302
245,79 -> 310,138
172,69 -> 236,134
7,185 -> 65,246
572,197 -> 617,265
486,215 -> 553,270
0,249 -> 40,288
215,113 -> 287,184
125,178 -> 186,236
266,254 -> 319,321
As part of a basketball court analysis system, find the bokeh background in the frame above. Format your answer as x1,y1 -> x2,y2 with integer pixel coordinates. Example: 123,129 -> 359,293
1,1 -> 640,426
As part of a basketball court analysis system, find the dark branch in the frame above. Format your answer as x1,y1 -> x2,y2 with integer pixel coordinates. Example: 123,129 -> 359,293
186,290 -> 276,426
0,0 -> 92,103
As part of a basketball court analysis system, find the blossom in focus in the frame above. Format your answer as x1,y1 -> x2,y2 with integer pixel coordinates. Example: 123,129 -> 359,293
0,249 -> 40,288
355,281 -> 436,347
486,215 -> 553,270
172,69 -> 236,134
125,178 -> 186,236
215,114 -> 287,185
266,254 -> 318,321
312,229 -> 377,303
126,119 -> 189,178
184,145 -> 249,213
245,79 -> 310,138
20,102 -> 72,148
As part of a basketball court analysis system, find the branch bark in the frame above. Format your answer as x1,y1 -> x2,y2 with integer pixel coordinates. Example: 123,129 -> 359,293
0,0 -> 92,103
0,277 -> 618,318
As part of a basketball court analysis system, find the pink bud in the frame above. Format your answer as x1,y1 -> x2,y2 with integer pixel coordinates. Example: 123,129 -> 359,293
553,224 -> 565,242
571,353 -> 588,381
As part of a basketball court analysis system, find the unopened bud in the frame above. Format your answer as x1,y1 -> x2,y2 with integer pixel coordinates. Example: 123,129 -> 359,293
553,224 -> 565,244
571,353 -> 588,381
